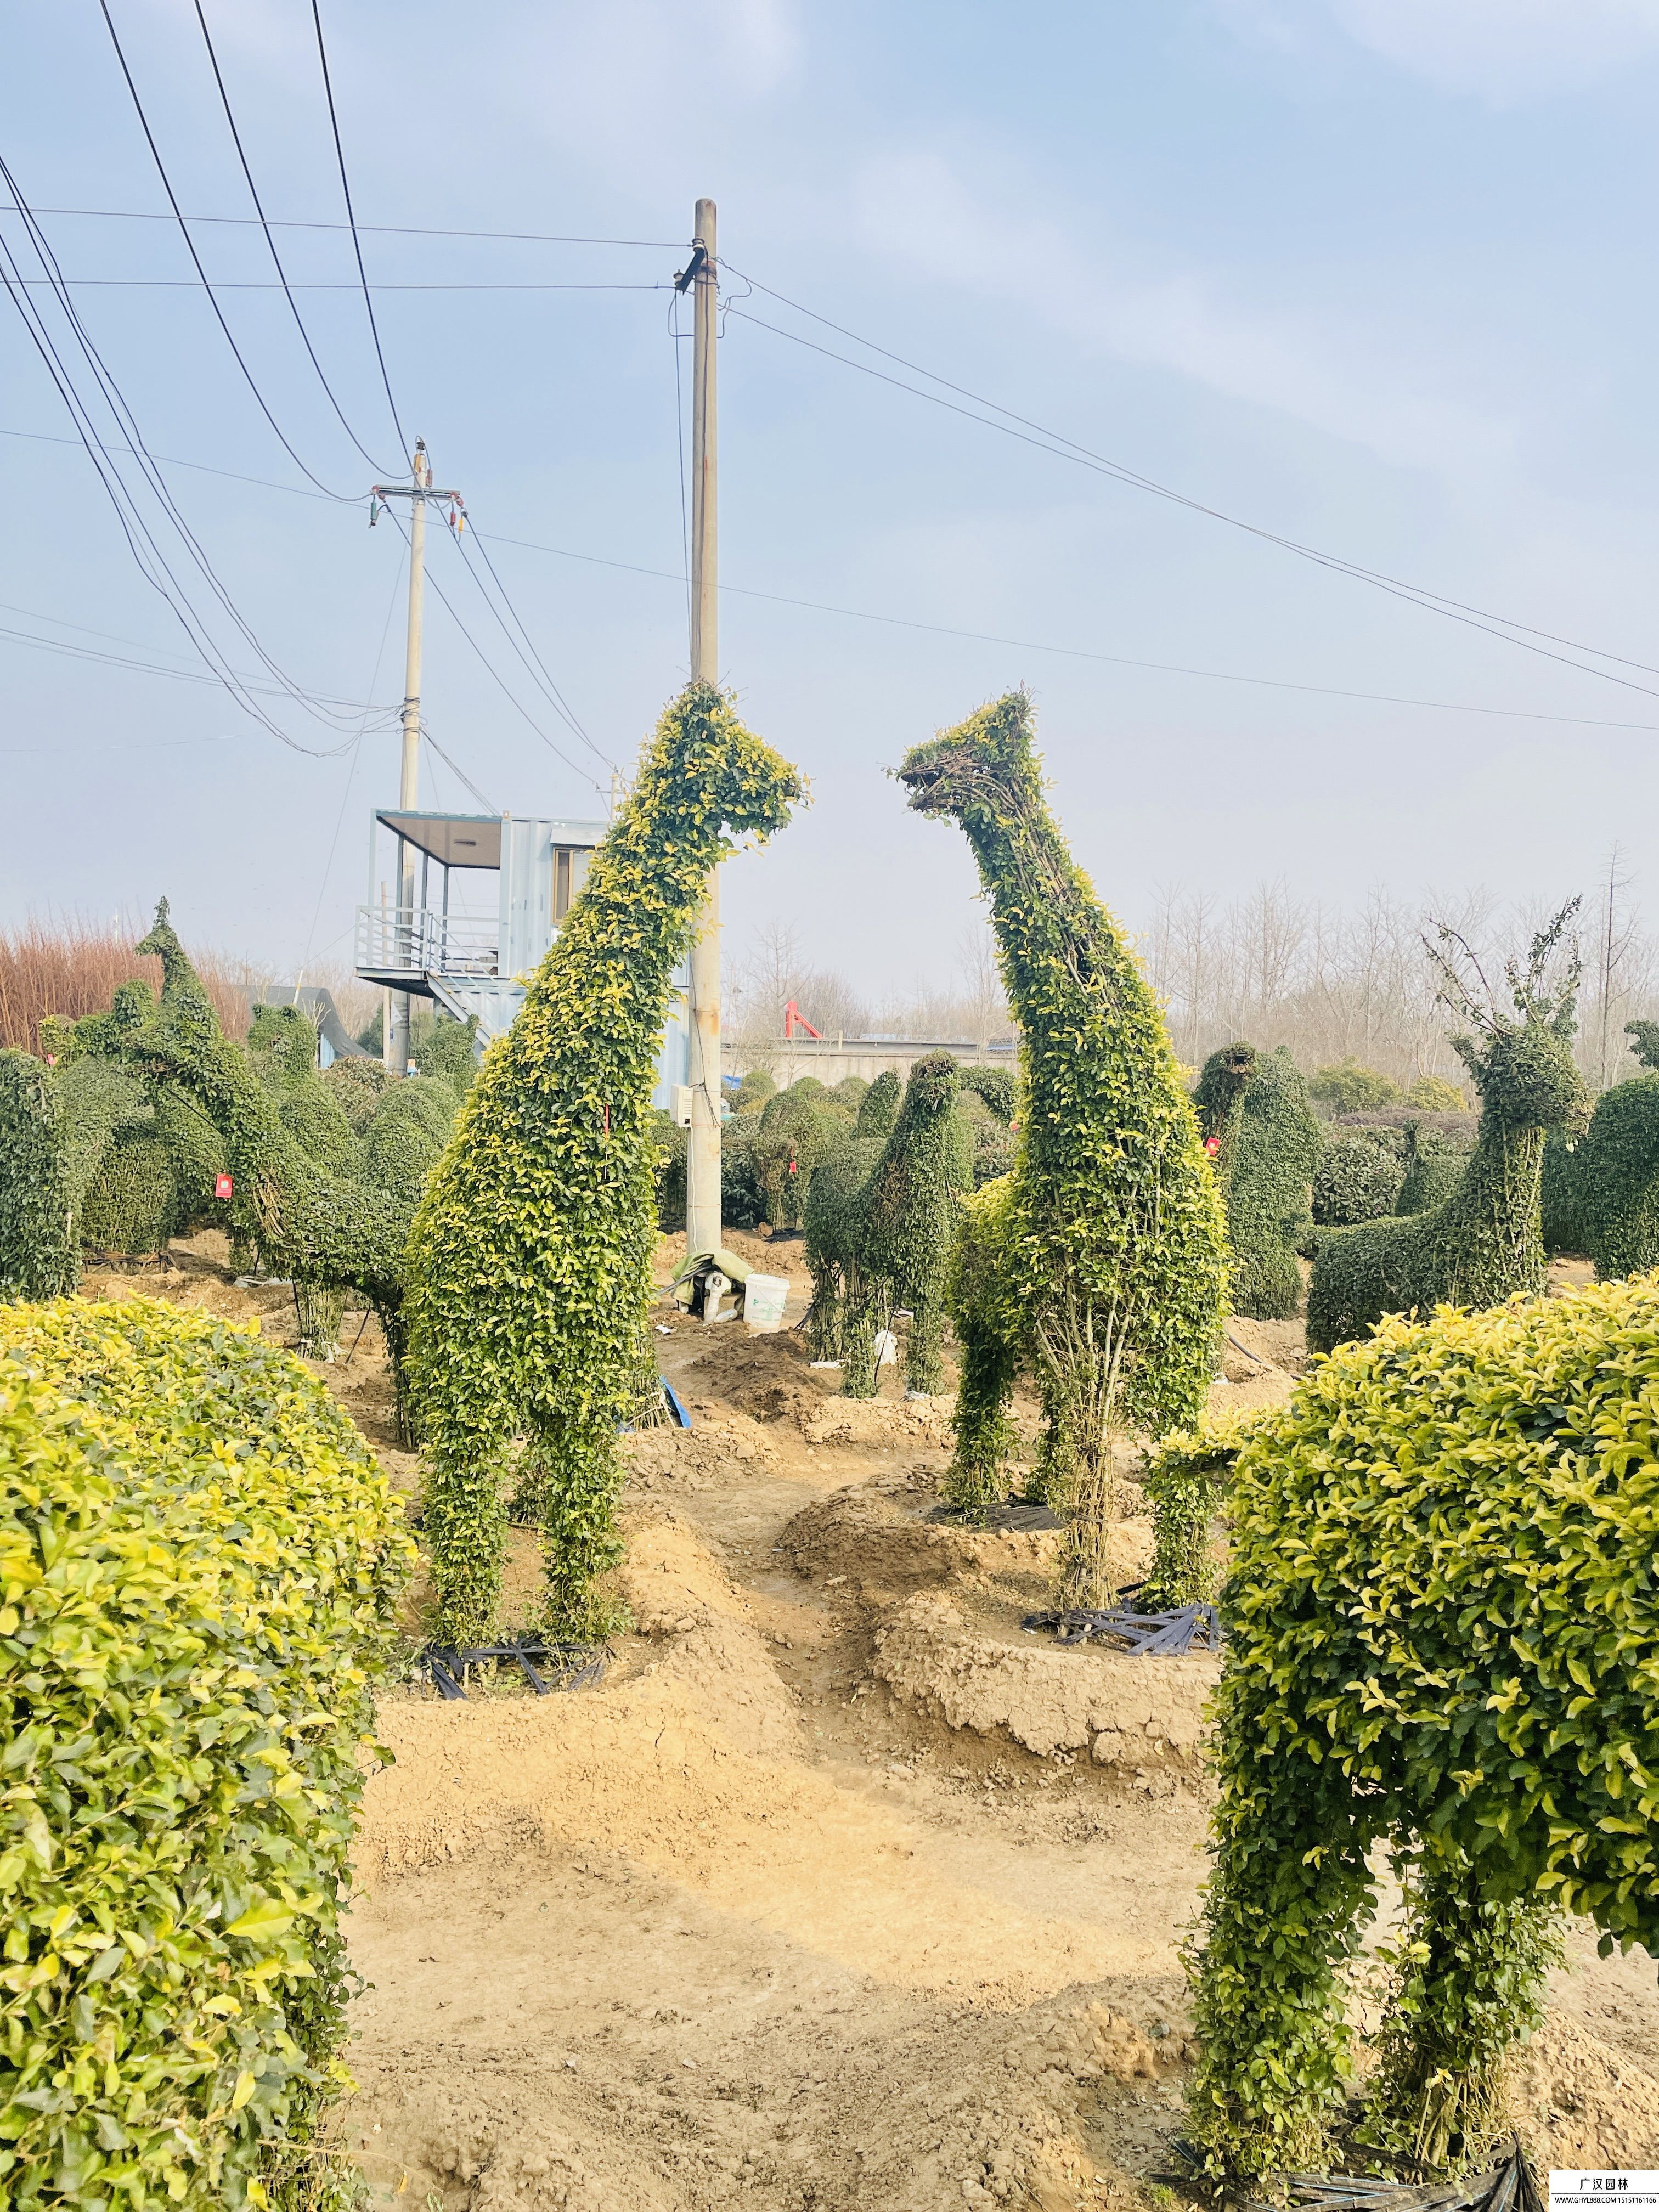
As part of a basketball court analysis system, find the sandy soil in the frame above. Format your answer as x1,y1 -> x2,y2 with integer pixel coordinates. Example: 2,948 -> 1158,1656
74,1232 -> 1658,2207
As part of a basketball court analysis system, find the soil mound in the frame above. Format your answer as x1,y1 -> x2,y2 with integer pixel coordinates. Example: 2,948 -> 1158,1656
780,1483 -> 1060,1596
873,1593 -> 1216,1767
798,1393 -> 953,1449
623,1409 -> 781,1495
684,1327 -> 831,1425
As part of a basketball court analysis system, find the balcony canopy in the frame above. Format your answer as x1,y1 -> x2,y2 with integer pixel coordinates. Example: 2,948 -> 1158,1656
376,810 -> 501,870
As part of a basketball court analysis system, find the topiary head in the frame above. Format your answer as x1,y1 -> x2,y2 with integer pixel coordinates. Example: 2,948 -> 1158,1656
896,691 -> 1036,831
1626,1019 -> 1659,1073
1431,901 -> 1590,1139
898,1051 -> 960,1126
645,681 -> 805,848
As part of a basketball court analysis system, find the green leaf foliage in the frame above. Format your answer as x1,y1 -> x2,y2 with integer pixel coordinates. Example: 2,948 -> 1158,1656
1407,1074 -> 1469,1113
1134,1417 -> 1259,1610
0,1296 -> 411,2210
1187,1277 -> 1659,2176
0,1053 -> 76,1300
1395,1120 -> 1472,1218
1309,1059 -> 1400,1113
404,684 -> 803,1645
900,694 -> 1228,1591
1313,1126 -> 1406,1228
1198,1044 -> 1319,1318
319,1057 -> 390,1135
752,1082 -> 849,1232
806,1052 -> 964,1396
958,1066 -> 1014,1123
1542,1071 -> 1659,1278
1307,954 -> 1590,1353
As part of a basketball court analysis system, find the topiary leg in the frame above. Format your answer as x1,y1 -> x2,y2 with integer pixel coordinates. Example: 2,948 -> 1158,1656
1187,1746 -> 1379,2179
294,1280 -> 345,1360
532,1411 -> 628,1639
422,1446 -> 509,1648
944,1304 -> 1017,1516
903,1293 -> 944,1395
839,1272 -> 881,1398
1360,1845 -> 1561,2171
804,1263 -> 843,1362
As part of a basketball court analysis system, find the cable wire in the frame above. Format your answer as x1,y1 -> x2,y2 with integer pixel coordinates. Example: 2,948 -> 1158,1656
3,202 -> 684,246
723,276 -> 1659,699
445,517 -> 614,769
309,0 -> 407,458
191,0 -> 393,476
96,1 -> 358,501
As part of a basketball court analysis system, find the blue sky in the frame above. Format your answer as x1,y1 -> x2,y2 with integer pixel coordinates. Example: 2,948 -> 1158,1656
5,0 -> 1659,996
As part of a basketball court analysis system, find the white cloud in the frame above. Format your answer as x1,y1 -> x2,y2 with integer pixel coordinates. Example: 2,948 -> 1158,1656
853,152 -> 1513,479
1226,0 -> 1659,103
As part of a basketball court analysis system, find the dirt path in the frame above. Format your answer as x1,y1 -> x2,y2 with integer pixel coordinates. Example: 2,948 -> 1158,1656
75,1233 -> 1659,2206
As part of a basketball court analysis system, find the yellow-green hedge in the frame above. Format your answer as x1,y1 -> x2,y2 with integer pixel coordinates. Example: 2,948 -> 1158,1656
0,1299 -> 413,2210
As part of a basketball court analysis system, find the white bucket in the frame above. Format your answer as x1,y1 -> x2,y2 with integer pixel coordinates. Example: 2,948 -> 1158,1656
743,1273 -> 790,1333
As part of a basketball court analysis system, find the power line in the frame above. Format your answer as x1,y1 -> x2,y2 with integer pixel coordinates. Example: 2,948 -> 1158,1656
382,509 -> 605,797
722,276 -> 1659,700
0,163 -> 386,750
308,0 -> 407,458
191,0 -> 392,476
4,276 -> 669,292
95,0 -> 357,502
446,517 -> 615,769
14,416 -> 1659,738
3,202 -> 683,246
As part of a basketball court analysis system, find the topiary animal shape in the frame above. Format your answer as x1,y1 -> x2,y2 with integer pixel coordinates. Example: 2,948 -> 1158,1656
1306,906 -> 1590,1354
1222,1046 -> 1320,1319
899,693 -> 1228,1590
404,685 -> 803,1646
1187,1282 -> 1659,2177
131,901 -> 409,1338
1542,1069 -> 1659,1279
814,1051 -> 964,1397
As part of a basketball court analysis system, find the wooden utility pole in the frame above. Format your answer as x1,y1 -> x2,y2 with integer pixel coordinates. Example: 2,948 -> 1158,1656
684,197 -> 722,1257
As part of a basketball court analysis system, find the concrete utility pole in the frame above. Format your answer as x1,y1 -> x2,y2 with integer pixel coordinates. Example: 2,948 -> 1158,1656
371,439 -> 460,1074
684,198 -> 722,1258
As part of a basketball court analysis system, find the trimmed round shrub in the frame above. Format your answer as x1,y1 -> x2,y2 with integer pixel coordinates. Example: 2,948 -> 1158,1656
320,1055 -> 390,1133
277,1078 -> 363,1182
360,1077 -> 456,1208
1407,1074 -> 1468,1113
731,1068 -> 776,1114
1395,1121 -> 1471,1216
409,1014 -> 477,1102
1309,1059 -> 1401,1113
1228,1047 -> 1320,1319
0,1297 -> 412,2210
1313,1126 -> 1404,1227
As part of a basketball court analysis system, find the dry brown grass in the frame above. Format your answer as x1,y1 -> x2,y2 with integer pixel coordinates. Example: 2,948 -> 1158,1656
0,916 -> 250,1054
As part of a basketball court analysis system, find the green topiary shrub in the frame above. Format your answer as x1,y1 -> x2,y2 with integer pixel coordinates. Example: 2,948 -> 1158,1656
1625,1017 -> 1659,1070
77,1125 -> 183,1257
718,1109 -> 768,1231
832,1053 -> 963,1397
277,1078 -> 363,1182
409,1012 -> 478,1101
1308,1058 -> 1400,1113
1186,1278 -> 1659,2177
0,1295 -> 411,2211
959,1065 -> 1014,1122
803,1131 -> 885,1360
1306,912 -> 1590,1355
1394,1120 -> 1472,1216
1407,1073 -> 1468,1112
1542,1070 -> 1659,1277
52,1056 -> 148,1224
731,1068 -> 776,1114
320,1054 -> 390,1133
753,1083 -> 845,1231
1231,1049 -> 1319,1316
1198,1045 -> 1319,1318
1313,1126 -> 1405,1227
900,694 -> 1228,1595
405,685 -> 803,1644
855,1070 -> 900,1138
359,1076 -> 456,1208
1134,1415 -> 1262,1610
942,1174 -> 1022,1513
0,1050 -> 76,1299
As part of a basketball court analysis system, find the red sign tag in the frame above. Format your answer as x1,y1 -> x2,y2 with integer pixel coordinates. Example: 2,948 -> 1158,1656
787,1156 -> 798,1175
1203,1136 -> 1221,1158
215,1173 -> 234,1200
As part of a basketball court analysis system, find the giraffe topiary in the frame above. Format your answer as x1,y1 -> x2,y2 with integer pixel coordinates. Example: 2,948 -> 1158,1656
899,692 -> 1229,1593
405,684 -> 803,1645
